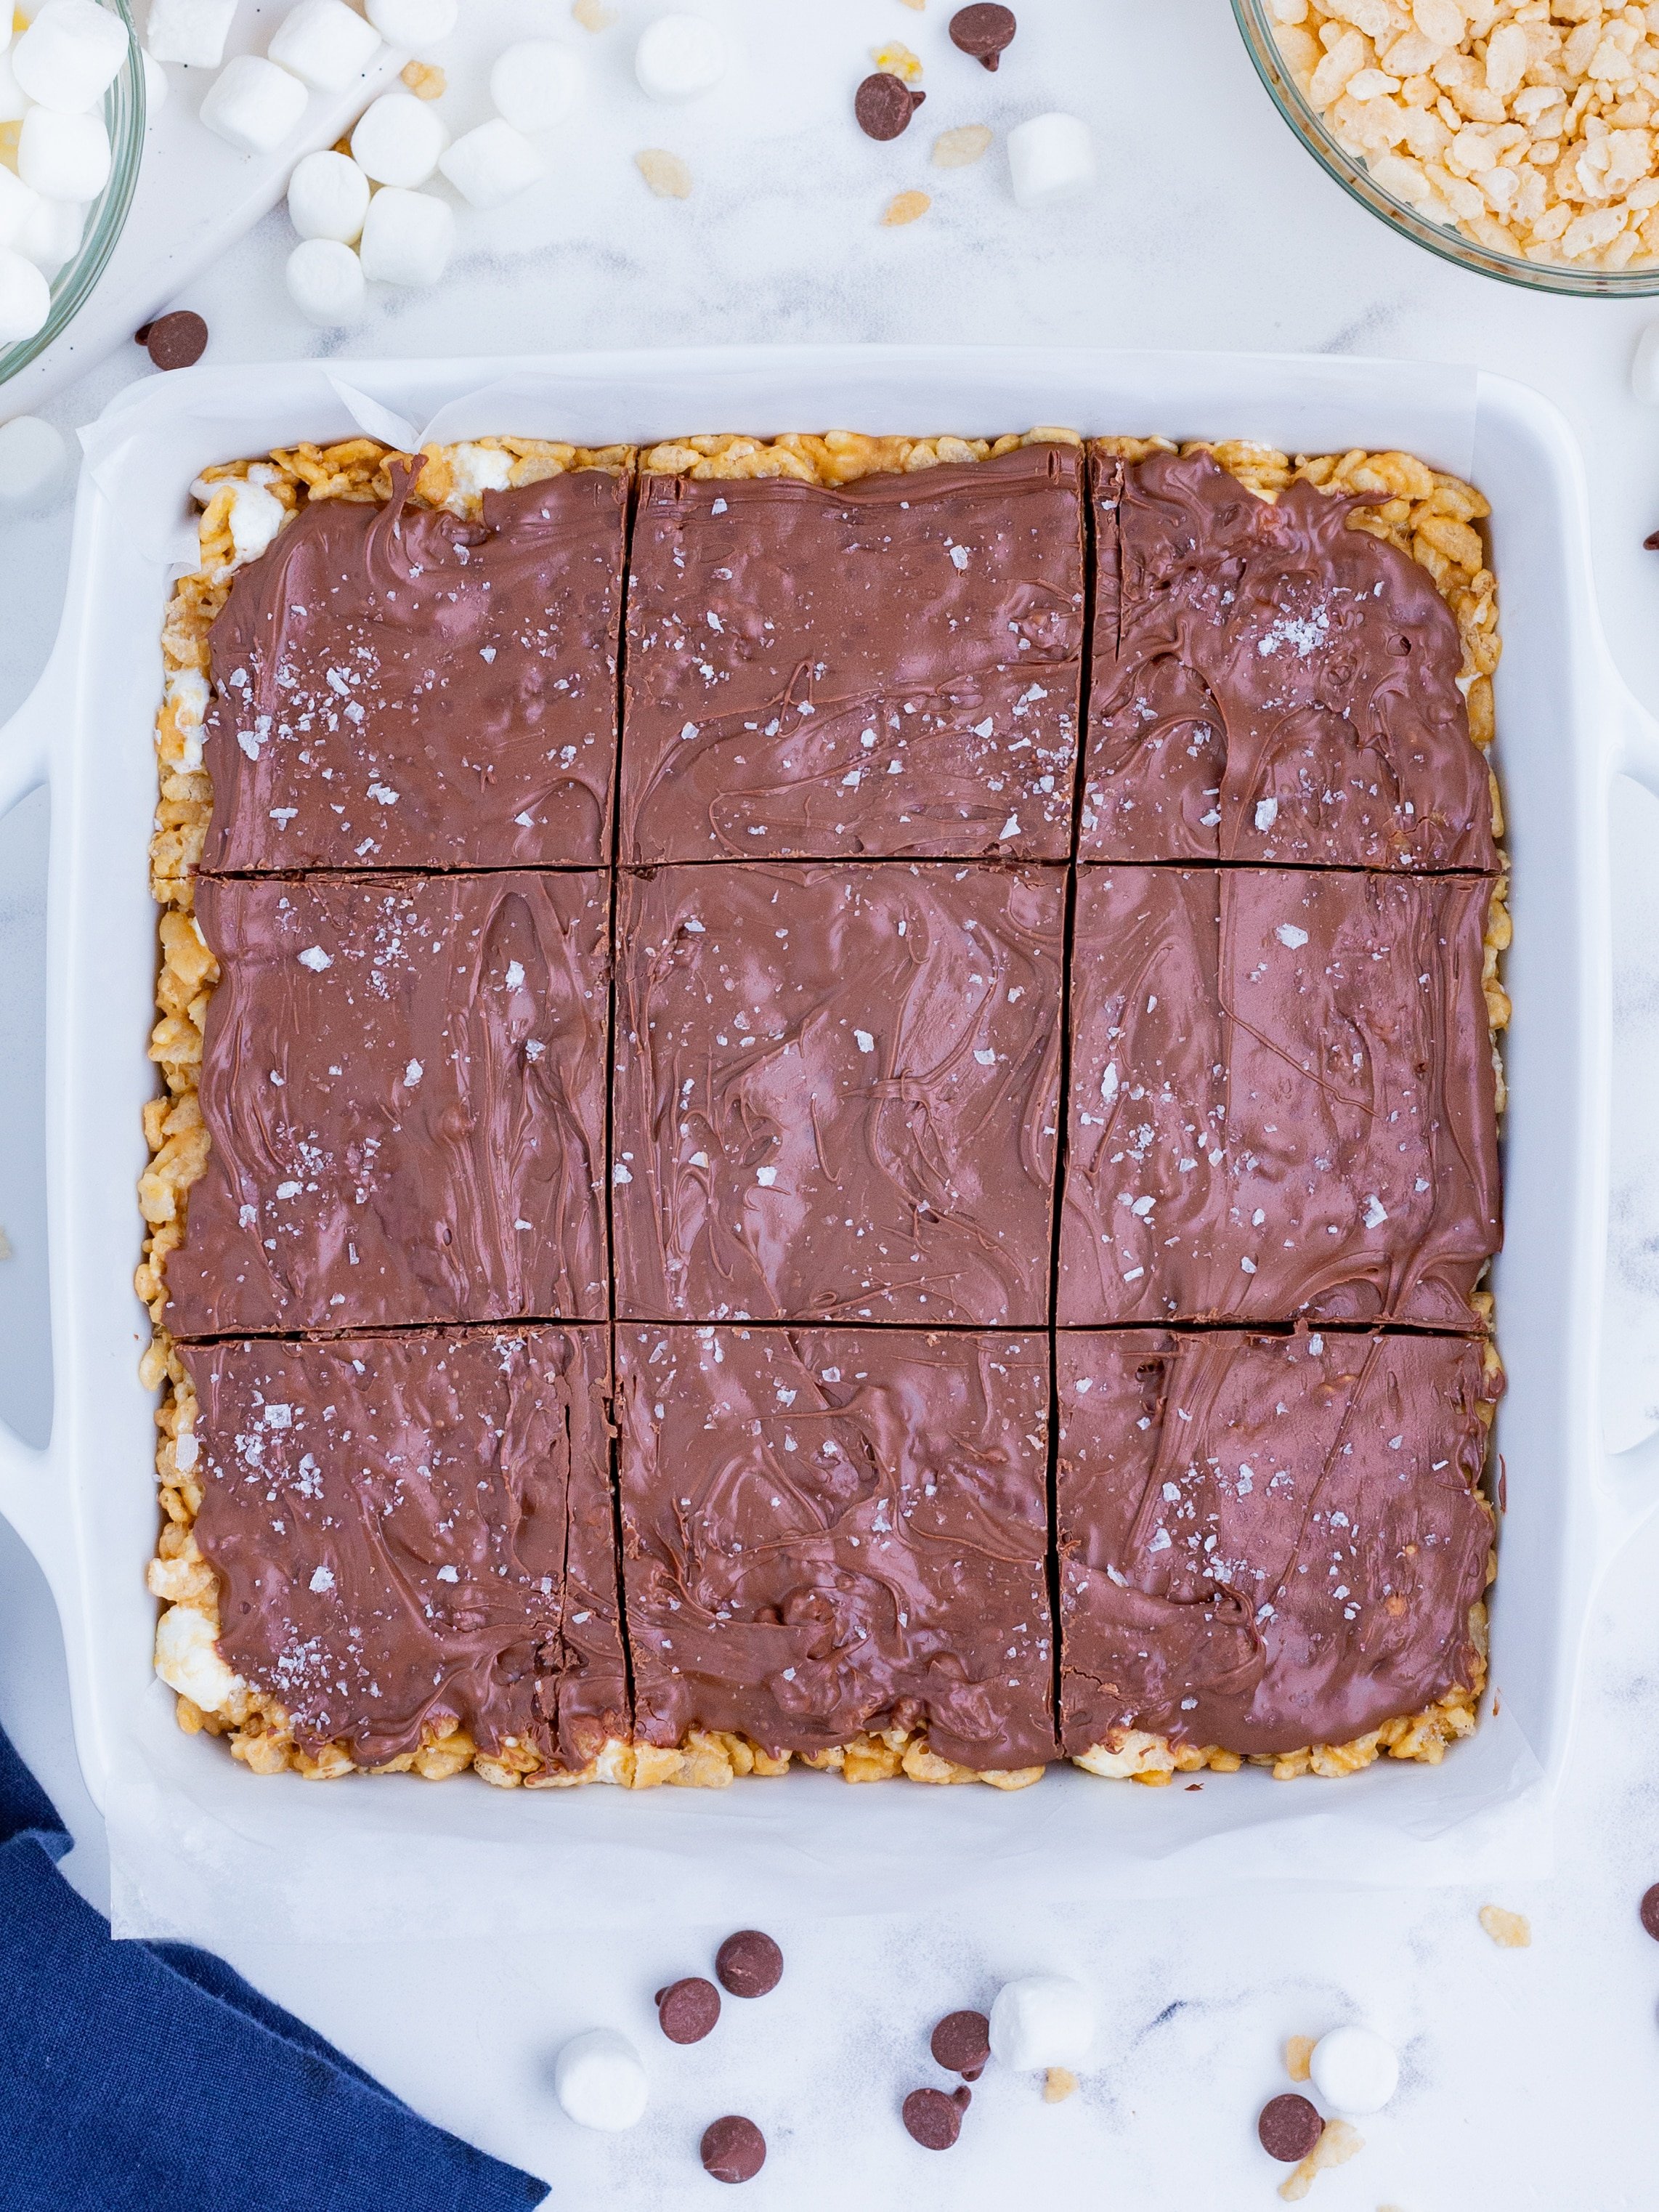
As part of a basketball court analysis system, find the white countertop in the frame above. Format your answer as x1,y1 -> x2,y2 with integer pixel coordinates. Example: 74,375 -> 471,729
4,2 -> 1659,2202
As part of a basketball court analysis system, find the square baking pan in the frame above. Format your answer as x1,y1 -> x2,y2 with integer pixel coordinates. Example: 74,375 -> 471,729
1,347 -> 1653,1940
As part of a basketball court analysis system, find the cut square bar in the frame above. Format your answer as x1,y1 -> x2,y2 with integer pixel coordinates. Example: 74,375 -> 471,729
612,862 -> 1066,1326
620,445 -> 1086,863
163,871 -> 610,1335
1058,865 -> 1504,1330
1057,1329 -> 1498,1769
616,1325 -> 1056,1777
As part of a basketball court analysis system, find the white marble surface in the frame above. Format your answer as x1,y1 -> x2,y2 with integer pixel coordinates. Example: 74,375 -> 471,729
5,1 -> 1659,2201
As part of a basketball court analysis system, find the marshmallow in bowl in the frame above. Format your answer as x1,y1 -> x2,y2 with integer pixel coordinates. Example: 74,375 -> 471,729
288,149 -> 371,243
0,165 -> 39,249
18,105 -> 110,199
490,40 -> 581,134
286,237 -> 367,326
351,91 -> 446,187
365,0 -> 458,46
12,0 -> 129,115
1007,111 -> 1095,209
439,118 -> 542,211
200,54 -> 309,155
553,2030 -> 649,2133
15,193 -> 86,277
0,248 -> 52,343
988,1975 -> 1095,2071
358,184 -> 453,284
268,0 -> 383,94
1308,2026 -> 1399,2115
145,0 -> 238,70
635,13 -> 726,103
0,415 -> 69,508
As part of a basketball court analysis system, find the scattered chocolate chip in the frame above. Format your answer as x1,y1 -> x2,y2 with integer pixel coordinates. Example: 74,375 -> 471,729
656,1977 -> 721,2044
139,312 -> 208,372
1257,2093 -> 1324,2163
133,323 -> 152,345
902,2084 -> 970,2150
856,71 -> 925,141
1641,1884 -> 1659,1940
716,1929 -> 784,1999
929,2009 -> 991,2080
700,2115 -> 766,2184
1645,529 -> 1659,551
949,4 -> 1017,69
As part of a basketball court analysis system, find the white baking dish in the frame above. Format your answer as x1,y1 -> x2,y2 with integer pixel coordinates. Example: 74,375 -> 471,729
1,347 -> 1655,1941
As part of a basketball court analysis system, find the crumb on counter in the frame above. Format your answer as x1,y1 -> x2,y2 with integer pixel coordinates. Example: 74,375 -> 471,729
1479,1903 -> 1532,1948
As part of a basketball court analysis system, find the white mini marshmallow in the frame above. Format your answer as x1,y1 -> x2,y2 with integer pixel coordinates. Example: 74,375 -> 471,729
0,53 -> 26,123
0,414 -> 69,506
1007,111 -> 1096,209
553,2030 -> 648,2134
12,0 -> 129,113
1634,323 -> 1659,405
200,54 -> 309,153
351,90 -> 445,185
0,247 -> 51,343
141,46 -> 168,113
288,147 -> 371,241
14,193 -> 85,277
227,475 -> 288,564
0,4 -> 10,51
145,0 -> 238,70
1308,2026 -> 1399,2115
988,1975 -> 1095,2073
439,117 -> 540,209
17,105 -> 110,200
287,235 -> 366,324
634,12 -> 726,102
364,0 -> 458,46
489,39 -> 580,133
0,164 -> 41,249
357,183 -> 453,283
269,0 -> 382,92
154,1603 -> 242,1711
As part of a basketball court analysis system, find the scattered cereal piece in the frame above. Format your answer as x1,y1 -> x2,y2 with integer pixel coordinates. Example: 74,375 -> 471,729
655,1976 -> 721,2043
899,0 -> 925,9
1044,2066 -> 1078,2104
1278,2118 -> 1364,2202
903,2085 -> 970,2150
401,59 -> 445,98
872,40 -> 923,83
701,2115 -> 766,2183
881,188 -> 931,226
1479,1905 -> 1531,1949
572,0 -> 616,23
636,147 -> 692,199
949,4 -> 1016,71
0,1225 -> 13,1258
1286,2035 -> 1315,2083
715,1930 -> 783,1998
933,122 -> 992,168
1259,2094 -> 1323,2164
930,2009 -> 991,2080
857,72 -> 924,140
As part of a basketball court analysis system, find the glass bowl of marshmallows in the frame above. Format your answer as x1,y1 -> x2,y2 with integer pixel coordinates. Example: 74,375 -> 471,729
1234,0 -> 1659,296
0,0 -> 145,384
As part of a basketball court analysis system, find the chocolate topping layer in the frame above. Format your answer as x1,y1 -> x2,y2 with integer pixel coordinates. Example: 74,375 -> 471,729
620,447 -> 1085,862
167,872 -> 609,1336
1082,450 -> 1496,872
1057,1329 -> 1497,1757
184,1327 -> 626,1769
1058,866 -> 1501,1329
616,1326 -> 1056,1771
612,863 -> 1064,1325
198,466 -> 628,872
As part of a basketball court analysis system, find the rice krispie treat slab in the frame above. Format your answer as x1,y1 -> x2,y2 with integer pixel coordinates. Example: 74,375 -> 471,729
620,442 -> 1086,864
1083,445 -> 1499,871
194,458 -> 628,874
1057,1329 -> 1498,1771
153,1327 -> 628,1781
1057,864 -> 1504,1331
616,1325 -> 1055,1779
163,870 -> 610,1337
612,862 -> 1065,1326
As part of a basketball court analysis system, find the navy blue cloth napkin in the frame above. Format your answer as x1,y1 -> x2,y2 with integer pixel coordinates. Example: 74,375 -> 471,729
0,1723 -> 548,2212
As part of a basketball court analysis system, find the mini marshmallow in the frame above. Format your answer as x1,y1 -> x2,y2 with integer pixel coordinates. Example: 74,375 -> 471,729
0,5 -> 10,52
286,236 -> 366,324
288,147 -> 371,240
12,0 -> 129,114
0,54 -> 27,124
14,193 -> 85,277
1308,2027 -> 1399,2115
988,1976 -> 1095,2073
145,0 -> 238,70
357,183 -> 453,284
17,105 -> 110,200
364,0 -> 458,45
1634,323 -> 1659,405
553,2030 -> 648,2134
141,46 -> 169,113
0,164 -> 41,250
0,415 -> 69,506
1007,111 -> 1096,210
200,54 -> 309,154
268,0 -> 383,93
438,117 -> 540,210
635,13 -> 726,102
489,39 -> 580,133
0,248 -> 51,344
154,1603 -> 241,1711
351,91 -> 445,186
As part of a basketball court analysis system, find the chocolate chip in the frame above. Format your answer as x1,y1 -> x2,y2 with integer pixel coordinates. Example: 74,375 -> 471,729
929,2009 -> 991,2079
949,4 -> 1017,69
656,1977 -> 721,2044
1257,2093 -> 1323,2163
700,2115 -> 766,2184
140,312 -> 208,372
716,1929 -> 783,1998
856,71 -> 925,141
1645,529 -> 1659,551
902,2084 -> 970,2150
1641,1884 -> 1659,1940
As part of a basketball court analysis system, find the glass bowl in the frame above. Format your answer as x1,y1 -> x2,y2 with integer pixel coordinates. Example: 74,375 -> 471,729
1232,0 -> 1659,299
0,0 -> 145,390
